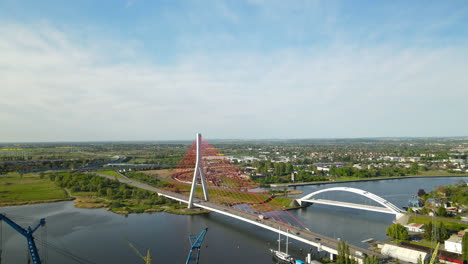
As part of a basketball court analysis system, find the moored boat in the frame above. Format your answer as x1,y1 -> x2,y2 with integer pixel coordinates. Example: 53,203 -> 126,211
270,248 -> 294,263
270,227 -> 295,263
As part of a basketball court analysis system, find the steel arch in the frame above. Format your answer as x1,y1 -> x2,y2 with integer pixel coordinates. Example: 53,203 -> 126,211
298,187 -> 404,214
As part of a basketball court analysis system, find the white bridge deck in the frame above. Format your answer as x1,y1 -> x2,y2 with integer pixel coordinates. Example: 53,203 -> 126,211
300,198 -> 395,214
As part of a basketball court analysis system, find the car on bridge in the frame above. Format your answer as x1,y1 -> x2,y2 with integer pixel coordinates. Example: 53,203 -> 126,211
258,214 -> 269,220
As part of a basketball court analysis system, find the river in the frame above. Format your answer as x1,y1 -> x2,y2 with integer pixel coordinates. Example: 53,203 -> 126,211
1,176 -> 466,264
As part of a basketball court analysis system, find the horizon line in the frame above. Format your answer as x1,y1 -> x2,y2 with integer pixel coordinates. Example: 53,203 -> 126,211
1,135 -> 468,144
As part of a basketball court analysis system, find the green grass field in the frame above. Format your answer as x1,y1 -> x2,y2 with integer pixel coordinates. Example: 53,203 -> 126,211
0,173 -> 69,204
273,197 -> 294,207
408,240 -> 437,249
71,191 -> 98,197
408,215 -> 468,231
413,170 -> 468,177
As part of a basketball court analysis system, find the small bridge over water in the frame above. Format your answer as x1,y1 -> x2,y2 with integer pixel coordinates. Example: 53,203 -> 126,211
296,187 -> 405,219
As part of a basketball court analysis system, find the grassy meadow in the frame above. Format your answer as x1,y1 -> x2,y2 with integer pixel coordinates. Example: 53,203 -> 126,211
0,173 -> 70,205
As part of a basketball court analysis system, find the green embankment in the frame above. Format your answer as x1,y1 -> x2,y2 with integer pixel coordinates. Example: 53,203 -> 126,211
334,170 -> 468,182
408,241 -> 438,249
416,170 -> 468,177
273,197 -> 294,207
0,173 -> 71,205
281,170 -> 468,186
408,215 -> 468,231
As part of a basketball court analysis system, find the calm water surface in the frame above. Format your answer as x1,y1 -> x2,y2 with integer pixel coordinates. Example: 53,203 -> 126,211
1,176 -> 466,263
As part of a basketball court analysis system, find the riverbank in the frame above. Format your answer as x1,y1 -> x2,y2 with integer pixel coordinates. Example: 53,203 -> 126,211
65,181 -> 212,216
408,214 -> 468,230
0,198 -> 74,207
0,173 -> 70,204
0,172 -> 210,216
73,196 -> 211,215
270,174 -> 468,188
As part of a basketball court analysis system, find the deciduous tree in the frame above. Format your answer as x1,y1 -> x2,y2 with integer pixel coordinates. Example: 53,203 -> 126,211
386,223 -> 409,241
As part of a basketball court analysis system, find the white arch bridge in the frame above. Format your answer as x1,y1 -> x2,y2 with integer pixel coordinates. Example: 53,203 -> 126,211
296,187 -> 405,219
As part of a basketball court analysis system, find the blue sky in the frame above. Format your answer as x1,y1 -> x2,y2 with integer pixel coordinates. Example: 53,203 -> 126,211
1,0 -> 467,141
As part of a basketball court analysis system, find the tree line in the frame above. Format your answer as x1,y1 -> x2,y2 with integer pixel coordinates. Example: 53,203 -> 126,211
0,158 -> 110,174
252,161 -> 294,176
49,171 -> 163,202
329,163 -> 419,178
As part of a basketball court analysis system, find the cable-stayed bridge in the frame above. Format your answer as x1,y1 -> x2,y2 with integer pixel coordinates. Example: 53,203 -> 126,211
104,133 -> 403,261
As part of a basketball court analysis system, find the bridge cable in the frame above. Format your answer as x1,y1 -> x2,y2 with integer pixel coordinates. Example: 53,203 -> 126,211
201,141 -> 302,228
219,150 -> 298,226
172,139 -> 310,230
204,157 -> 286,222
35,238 -> 98,264
209,157 -> 283,218
219,158 -> 306,228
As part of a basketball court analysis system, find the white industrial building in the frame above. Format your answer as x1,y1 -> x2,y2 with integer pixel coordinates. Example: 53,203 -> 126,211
381,244 -> 427,264
445,234 -> 463,254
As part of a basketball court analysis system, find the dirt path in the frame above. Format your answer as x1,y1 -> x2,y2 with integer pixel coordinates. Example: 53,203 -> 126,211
64,188 -> 77,198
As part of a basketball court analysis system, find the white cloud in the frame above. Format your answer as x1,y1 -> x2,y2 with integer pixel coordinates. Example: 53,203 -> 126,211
0,23 -> 467,142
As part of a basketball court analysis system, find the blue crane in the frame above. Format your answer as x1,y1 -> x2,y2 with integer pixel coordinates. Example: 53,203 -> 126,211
0,213 -> 45,264
186,227 -> 208,264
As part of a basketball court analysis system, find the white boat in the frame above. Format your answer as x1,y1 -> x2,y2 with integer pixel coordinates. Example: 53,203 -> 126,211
270,227 -> 294,263
270,249 -> 294,263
